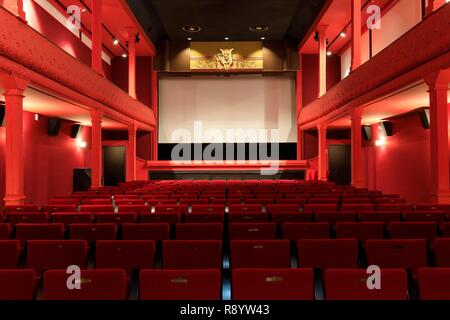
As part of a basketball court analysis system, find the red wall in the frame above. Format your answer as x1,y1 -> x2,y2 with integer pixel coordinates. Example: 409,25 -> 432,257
0,111 -> 92,207
24,0 -> 111,79
362,112 -> 432,203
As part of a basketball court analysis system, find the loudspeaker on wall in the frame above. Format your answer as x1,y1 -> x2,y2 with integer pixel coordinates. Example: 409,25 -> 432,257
71,124 -> 82,138
362,125 -> 372,141
419,109 -> 430,129
48,118 -> 62,136
380,121 -> 393,136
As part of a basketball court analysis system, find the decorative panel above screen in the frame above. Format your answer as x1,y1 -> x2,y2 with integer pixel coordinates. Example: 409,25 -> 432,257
190,42 -> 263,71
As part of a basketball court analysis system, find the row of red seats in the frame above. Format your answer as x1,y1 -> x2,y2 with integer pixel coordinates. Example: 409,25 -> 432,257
2,222 -> 450,242
1,267 -> 449,300
2,239 -> 450,272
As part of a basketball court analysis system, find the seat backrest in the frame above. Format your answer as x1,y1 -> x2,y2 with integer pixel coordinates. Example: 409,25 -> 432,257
52,212 -> 93,225
154,205 -> 188,214
272,213 -> 313,224
139,269 -> 221,300
228,212 -> 269,223
95,213 -> 137,224
315,212 -> 357,223
162,240 -> 222,269
0,223 -> 12,240
418,268 -> 450,300
7,213 -> 49,225
118,205 -> 150,213
0,269 -> 36,300
265,204 -> 299,214
79,205 -> 114,212
282,223 -> 330,240
122,223 -> 170,240
191,205 -> 225,214
184,213 -> 224,223
229,223 -> 276,240
228,204 -> 263,214
231,240 -> 290,269
434,238 -> 450,267
403,211 -> 446,223
141,213 -> 181,224
358,211 -> 401,223
0,240 -> 20,268
335,222 -> 384,242
69,223 -> 117,241
42,205 -> 77,213
389,222 -> 437,241
175,223 -> 223,240
15,223 -> 64,242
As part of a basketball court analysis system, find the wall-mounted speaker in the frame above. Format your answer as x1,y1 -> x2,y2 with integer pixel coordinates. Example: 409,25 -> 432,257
0,101 -> 5,127
419,108 -> 430,129
362,125 -> 372,141
48,118 -> 62,136
71,124 -> 82,138
380,121 -> 393,136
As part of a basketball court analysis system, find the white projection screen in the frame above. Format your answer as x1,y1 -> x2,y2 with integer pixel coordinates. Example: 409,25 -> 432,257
158,74 -> 297,143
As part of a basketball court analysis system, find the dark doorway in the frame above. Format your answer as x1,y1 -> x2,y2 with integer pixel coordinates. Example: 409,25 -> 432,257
328,144 -> 351,185
103,146 -> 126,186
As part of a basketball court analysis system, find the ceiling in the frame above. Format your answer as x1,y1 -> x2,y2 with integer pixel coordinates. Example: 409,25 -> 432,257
127,0 -> 327,46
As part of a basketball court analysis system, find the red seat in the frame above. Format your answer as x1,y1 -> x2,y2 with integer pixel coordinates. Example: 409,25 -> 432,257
340,203 -> 375,211
43,269 -> 128,300
70,223 -> 117,241
358,211 -> 402,223
175,223 -> 223,240
229,223 -> 276,240
297,239 -> 358,270
0,269 -> 36,300
4,205 -> 40,213
272,212 -> 313,224
366,239 -> 428,275
335,222 -> 384,242
95,213 -> 138,224
48,199 -> 79,206
118,205 -> 150,213
179,199 -> 209,205
389,222 -> 437,241
325,269 -> 407,300
418,268 -> 450,300
96,240 -> 155,275
415,204 -> 450,211
16,223 -> 64,243
122,223 -> 170,240
162,240 -> 222,269
377,203 -> 413,211
42,205 -> 77,213
232,268 -> 314,300
282,223 -> 329,240
0,240 -> 20,268
228,212 -> 268,223
441,223 -> 450,237
7,212 -> 49,225
434,238 -> 450,267
154,205 -> 188,214
403,211 -> 446,223
191,205 -> 225,214
115,199 -> 145,206
139,269 -> 221,300
266,204 -> 299,214
52,212 -> 93,225
82,199 -> 111,205
27,240 -> 88,272
231,240 -> 290,269
185,213 -> 224,223
315,212 -> 357,223
303,204 -> 338,212
0,223 -> 12,239
229,204 -> 263,214
141,213 -> 181,224
79,205 -> 114,212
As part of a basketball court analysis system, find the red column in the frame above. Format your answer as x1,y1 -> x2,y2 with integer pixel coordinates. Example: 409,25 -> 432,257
351,0 -> 361,72
426,0 -> 446,15
1,0 -> 26,21
90,109 -> 103,188
151,57 -> 158,161
351,108 -> 363,187
0,73 -> 29,205
317,25 -> 327,98
127,29 -> 137,99
318,124 -> 328,181
296,54 -> 303,160
426,71 -> 450,204
126,123 -> 137,181
91,0 -> 103,75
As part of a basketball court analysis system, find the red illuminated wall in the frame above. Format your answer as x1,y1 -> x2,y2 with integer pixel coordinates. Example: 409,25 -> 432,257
362,112 -> 433,203
0,111 -> 92,207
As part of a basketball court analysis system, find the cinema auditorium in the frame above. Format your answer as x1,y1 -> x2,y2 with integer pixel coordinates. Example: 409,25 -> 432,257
0,0 -> 450,303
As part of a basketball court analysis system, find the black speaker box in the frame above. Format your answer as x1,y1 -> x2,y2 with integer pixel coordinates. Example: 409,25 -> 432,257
71,124 -> 82,138
48,118 -> 62,136
73,168 -> 92,191
419,109 -> 430,129
362,125 -> 372,141
0,101 -> 5,127
380,121 -> 393,136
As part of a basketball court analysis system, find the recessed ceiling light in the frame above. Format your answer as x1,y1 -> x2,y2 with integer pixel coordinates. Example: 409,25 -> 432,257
187,37 -> 192,41
260,37 -> 266,40
113,39 -> 119,46
250,25 -> 269,32
224,37 -> 229,40
340,32 -> 347,38
182,25 -> 202,33
122,53 -> 127,58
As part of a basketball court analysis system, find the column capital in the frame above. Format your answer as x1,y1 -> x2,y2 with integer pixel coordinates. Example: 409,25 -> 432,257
128,122 -> 137,135
317,123 -> 327,132
316,24 -> 328,37
425,69 -> 450,90
351,107 -> 363,120
90,109 -> 103,121
0,72 -> 29,93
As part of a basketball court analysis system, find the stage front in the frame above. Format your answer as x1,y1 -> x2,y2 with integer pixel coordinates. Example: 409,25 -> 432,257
146,160 -> 309,180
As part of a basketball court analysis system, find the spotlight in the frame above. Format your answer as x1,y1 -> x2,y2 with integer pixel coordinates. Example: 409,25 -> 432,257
113,39 -> 119,46
340,32 -> 347,38
122,53 -> 127,58
34,114 -> 39,121
182,25 -> 202,33
76,139 -> 87,148
375,138 -> 386,147
224,37 -> 229,40
187,37 -> 192,41
260,37 -> 266,40
327,51 -> 332,56
249,25 -> 269,32
81,8 -> 86,13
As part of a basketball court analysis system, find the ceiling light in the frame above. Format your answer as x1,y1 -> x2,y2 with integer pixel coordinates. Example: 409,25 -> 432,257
375,137 -> 386,147
113,39 -> 119,46
122,53 -> 127,58
76,139 -> 87,148
224,37 -> 229,40
250,25 -> 269,32
187,37 -> 192,41
34,114 -> 39,121
182,25 -> 202,33
81,8 -> 86,13
260,37 -> 266,40
340,32 -> 347,38
327,51 -> 332,56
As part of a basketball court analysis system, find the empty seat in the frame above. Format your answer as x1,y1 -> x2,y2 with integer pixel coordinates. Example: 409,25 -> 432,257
442,223 -> 450,237
366,239 -> 428,274
434,238 -> 450,267
266,204 -> 299,214
43,269 -> 127,300
95,213 -> 138,224
418,268 -> 450,300
27,240 -> 88,272
70,223 -> 117,241
79,205 -> 114,212
389,222 -> 437,241
303,204 -> 338,213
176,223 -> 223,240
232,268 -> 314,300
272,212 -> 313,224
315,212 -> 357,224
52,212 -> 93,225
4,205 -> 40,213
7,212 -> 48,225
191,205 -> 225,214
336,222 -> 384,242
0,223 -> 12,239
118,205 -> 150,213
163,240 -> 222,269
325,269 -> 407,300
229,204 -> 263,214
115,199 -> 145,206
48,199 -> 79,206
229,223 -> 276,240
340,203 -> 375,211
228,212 -> 268,223
139,269 -> 221,300
96,240 -> 155,275
415,204 -> 450,211
16,223 -> 64,243
282,223 -> 329,240
378,203 -> 413,211
122,223 -> 170,241
154,205 -> 188,214
231,240 -> 290,269
185,213 -> 225,223
141,213 -> 181,224
297,239 -> 358,270
41,205 -> 77,213
358,211 -> 401,223
0,269 -> 36,300
82,199 -> 112,205
403,211 -> 446,223
0,240 -> 20,268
